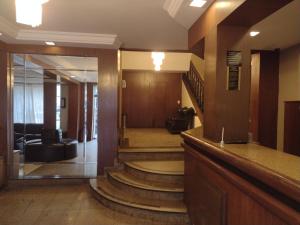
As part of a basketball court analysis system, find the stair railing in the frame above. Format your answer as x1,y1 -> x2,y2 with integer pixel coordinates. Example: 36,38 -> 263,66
183,63 -> 204,112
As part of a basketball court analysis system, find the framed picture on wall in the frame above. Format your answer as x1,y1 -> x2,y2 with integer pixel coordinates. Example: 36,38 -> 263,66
61,97 -> 66,108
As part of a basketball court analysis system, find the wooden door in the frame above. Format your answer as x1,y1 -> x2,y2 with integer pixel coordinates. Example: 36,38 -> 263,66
284,101 -> 300,156
122,71 -> 181,128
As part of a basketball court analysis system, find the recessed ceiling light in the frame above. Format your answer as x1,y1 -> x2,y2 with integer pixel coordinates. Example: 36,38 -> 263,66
250,31 -> 260,37
45,41 -> 55,46
70,75 -> 76,78
190,0 -> 207,7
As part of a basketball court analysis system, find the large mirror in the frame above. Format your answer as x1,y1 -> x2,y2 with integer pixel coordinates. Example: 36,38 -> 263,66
11,54 -> 98,178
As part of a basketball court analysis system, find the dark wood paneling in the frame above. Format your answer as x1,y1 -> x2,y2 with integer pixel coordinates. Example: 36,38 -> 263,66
204,25 -> 251,143
0,47 -> 12,185
43,78 -> 57,130
258,51 -> 279,149
86,83 -> 94,141
67,83 -> 80,139
221,0 -> 293,27
122,71 -> 181,128
78,83 -> 85,142
98,51 -> 119,175
249,54 -> 260,142
183,140 -> 300,225
182,129 -> 300,205
284,101 -> 300,156
188,0 -> 246,49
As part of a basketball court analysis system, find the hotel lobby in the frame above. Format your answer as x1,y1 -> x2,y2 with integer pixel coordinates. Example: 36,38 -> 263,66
0,0 -> 300,224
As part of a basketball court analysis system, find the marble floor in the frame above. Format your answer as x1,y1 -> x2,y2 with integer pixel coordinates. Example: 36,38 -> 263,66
18,140 -> 98,179
124,128 -> 182,147
0,183 -> 154,225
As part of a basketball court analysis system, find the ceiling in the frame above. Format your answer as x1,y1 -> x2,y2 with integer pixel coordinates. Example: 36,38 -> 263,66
0,0 -> 212,50
13,54 -> 98,83
248,0 -> 300,50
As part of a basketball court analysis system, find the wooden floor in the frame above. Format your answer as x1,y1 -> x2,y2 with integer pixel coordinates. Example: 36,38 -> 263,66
124,128 -> 182,147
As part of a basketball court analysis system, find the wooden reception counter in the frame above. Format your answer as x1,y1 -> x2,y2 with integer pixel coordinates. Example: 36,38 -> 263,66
182,128 -> 300,225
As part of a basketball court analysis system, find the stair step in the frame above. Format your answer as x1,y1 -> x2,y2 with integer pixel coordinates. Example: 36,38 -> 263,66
124,160 -> 184,186
119,147 -> 184,153
125,160 -> 184,175
90,178 -> 189,225
108,170 -> 183,192
119,147 -> 184,161
108,170 -> 183,201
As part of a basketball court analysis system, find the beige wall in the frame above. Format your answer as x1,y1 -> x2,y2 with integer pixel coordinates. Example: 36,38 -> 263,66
277,44 -> 300,150
181,81 -> 202,127
191,54 -> 205,80
122,51 -> 191,72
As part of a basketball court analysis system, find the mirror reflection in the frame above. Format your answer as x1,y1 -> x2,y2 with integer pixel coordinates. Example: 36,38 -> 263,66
12,54 -> 98,178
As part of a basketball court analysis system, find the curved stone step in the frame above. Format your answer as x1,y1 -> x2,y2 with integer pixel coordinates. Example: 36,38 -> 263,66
107,170 -> 183,201
124,160 -> 184,186
119,147 -> 184,161
90,178 -> 189,225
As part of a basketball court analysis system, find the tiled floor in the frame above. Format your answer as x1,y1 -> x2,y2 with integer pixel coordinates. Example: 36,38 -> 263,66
0,183 -> 150,225
124,128 -> 182,147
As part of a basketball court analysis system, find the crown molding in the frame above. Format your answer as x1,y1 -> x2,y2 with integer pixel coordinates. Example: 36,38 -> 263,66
16,30 -> 121,48
0,16 -> 19,38
163,0 -> 185,18
0,16 -> 121,49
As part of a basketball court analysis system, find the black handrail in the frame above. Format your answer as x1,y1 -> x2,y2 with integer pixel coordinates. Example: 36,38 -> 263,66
183,63 -> 204,112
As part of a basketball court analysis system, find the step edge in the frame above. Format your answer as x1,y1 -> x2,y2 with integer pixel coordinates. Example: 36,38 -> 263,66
108,171 -> 184,193
125,161 -> 184,176
90,179 -> 187,214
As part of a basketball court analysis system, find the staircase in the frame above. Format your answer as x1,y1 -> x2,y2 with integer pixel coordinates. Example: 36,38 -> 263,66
89,147 -> 190,225
182,62 -> 204,123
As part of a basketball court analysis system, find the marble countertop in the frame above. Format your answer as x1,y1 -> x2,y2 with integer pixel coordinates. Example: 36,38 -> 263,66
182,127 -> 300,202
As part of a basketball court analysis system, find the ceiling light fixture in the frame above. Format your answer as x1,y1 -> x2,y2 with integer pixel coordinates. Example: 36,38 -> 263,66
250,31 -> 260,37
15,0 -> 49,27
190,0 -> 207,7
70,75 -> 76,78
45,41 -> 55,46
151,52 -> 165,71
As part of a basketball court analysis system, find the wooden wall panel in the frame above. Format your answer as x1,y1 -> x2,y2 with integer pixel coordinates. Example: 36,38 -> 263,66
284,101 -> 300,156
122,71 -> 181,128
67,83 -> 80,139
0,45 -> 12,185
78,83 -> 85,142
249,54 -> 260,142
43,79 -> 57,130
184,144 -> 298,225
86,83 -> 94,141
258,51 -> 279,149
97,51 -> 119,175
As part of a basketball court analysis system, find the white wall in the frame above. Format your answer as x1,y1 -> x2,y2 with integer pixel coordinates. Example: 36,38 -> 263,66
122,51 -> 191,72
181,81 -> 202,127
277,44 -> 300,150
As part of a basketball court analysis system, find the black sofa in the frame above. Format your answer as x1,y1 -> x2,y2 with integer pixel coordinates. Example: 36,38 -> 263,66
14,123 -> 44,151
166,107 -> 195,134
25,129 -> 78,162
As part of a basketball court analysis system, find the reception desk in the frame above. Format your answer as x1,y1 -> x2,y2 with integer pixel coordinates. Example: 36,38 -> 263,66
182,128 -> 300,225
